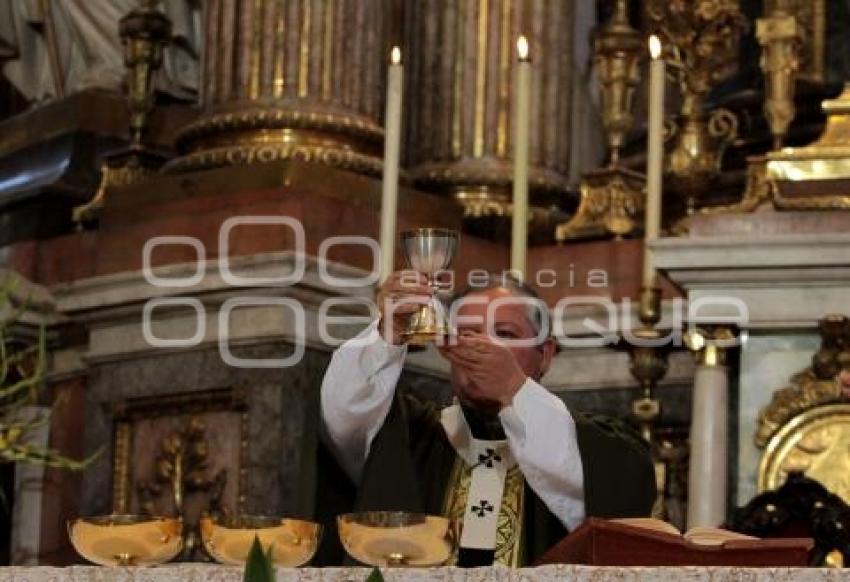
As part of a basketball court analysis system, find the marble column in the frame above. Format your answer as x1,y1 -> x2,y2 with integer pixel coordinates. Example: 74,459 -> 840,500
687,347 -> 729,528
404,0 -> 574,217
165,0 -> 390,176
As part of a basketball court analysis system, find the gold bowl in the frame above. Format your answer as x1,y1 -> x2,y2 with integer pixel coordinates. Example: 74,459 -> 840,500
200,515 -> 321,567
337,511 -> 456,567
68,515 -> 183,566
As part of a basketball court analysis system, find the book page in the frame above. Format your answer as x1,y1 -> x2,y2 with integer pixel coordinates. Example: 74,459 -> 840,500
683,526 -> 757,546
610,518 -> 682,538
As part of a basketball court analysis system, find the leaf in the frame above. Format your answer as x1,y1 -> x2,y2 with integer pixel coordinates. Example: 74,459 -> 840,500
366,567 -> 385,582
244,535 -> 275,582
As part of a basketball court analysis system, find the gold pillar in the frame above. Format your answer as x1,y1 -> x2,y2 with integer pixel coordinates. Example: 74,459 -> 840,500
404,0 -> 573,218
165,0 -> 389,176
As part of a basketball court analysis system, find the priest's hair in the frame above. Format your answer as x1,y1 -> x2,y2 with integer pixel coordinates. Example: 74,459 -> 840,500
452,272 -> 551,340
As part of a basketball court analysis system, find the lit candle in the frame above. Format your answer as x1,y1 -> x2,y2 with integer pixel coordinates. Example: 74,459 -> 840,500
511,35 -> 531,279
379,46 -> 403,282
642,35 -> 665,289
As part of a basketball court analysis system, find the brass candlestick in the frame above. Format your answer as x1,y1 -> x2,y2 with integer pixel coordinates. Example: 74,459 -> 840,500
628,286 -> 668,443
73,0 -> 171,226
556,0 -> 645,241
624,285 -> 671,519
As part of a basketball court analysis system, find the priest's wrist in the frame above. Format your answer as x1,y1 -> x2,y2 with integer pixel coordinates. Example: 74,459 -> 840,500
498,371 -> 528,408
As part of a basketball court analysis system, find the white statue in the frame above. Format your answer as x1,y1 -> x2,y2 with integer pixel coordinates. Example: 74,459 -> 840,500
0,0 -> 200,104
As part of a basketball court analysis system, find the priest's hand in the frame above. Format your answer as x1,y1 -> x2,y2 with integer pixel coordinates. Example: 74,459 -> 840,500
376,271 -> 432,345
439,332 -> 528,408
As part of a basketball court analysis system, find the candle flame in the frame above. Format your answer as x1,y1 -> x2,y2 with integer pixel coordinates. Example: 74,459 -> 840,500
516,36 -> 529,61
390,46 -> 402,65
649,35 -> 662,59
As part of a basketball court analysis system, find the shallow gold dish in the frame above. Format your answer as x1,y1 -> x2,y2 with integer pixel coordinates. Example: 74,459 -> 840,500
68,515 -> 182,566
337,511 -> 456,567
200,515 -> 321,567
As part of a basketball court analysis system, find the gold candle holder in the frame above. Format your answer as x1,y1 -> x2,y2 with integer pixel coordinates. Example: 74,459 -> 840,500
73,0 -> 171,226
555,0 -> 646,241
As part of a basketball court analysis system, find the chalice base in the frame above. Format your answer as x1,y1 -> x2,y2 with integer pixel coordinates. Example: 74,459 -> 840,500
402,327 -> 452,347
402,303 -> 452,346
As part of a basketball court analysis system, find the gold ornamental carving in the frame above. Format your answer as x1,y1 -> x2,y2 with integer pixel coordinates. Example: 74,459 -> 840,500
646,0 -> 746,214
757,315 -> 850,503
555,0 -> 645,241
764,0 -> 826,83
404,0 -> 574,220
556,167 -> 644,241
137,417 -> 228,560
165,0 -> 389,176
695,155 -> 773,216
111,387 -> 250,561
756,6 -> 803,150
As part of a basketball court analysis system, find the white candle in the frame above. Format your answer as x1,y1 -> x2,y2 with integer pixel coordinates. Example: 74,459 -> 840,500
688,362 -> 729,527
511,36 -> 531,279
379,46 -> 403,283
642,35 -> 664,289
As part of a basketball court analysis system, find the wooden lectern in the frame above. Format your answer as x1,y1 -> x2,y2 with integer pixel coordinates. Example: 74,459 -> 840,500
535,518 -> 813,567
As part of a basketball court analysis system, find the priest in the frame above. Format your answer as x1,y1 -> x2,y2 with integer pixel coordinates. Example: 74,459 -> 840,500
313,272 -> 656,566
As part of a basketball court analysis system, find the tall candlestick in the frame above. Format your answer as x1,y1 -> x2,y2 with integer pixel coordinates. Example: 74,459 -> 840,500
380,46 -> 403,282
642,35 -> 664,288
511,36 -> 531,279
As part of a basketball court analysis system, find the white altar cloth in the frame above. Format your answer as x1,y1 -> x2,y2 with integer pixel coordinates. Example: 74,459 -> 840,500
0,565 -> 845,582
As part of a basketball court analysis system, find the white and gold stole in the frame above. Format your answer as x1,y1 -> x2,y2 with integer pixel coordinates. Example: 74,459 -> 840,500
439,404 -> 525,566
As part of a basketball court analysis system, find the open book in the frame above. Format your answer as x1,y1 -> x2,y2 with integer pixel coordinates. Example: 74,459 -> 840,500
535,517 -> 812,567
611,518 -> 757,546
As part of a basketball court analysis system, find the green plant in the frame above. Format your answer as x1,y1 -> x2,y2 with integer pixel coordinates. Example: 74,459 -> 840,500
243,536 -> 275,582
0,279 -> 90,470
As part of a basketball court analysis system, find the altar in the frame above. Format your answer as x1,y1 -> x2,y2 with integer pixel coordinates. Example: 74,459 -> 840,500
3,0 -> 850,573
0,566 -> 845,582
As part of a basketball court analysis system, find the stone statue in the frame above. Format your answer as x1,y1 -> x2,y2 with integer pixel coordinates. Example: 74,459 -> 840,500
0,0 -> 199,104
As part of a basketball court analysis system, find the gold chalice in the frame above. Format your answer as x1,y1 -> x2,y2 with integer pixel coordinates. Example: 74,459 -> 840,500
68,514 -> 183,566
337,511 -> 457,567
399,228 -> 460,346
200,514 -> 321,567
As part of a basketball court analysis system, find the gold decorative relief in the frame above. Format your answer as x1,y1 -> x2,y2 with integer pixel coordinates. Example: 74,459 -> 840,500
556,167 -> 645,241
111,388 -> 249,559
757,315 -> 850,502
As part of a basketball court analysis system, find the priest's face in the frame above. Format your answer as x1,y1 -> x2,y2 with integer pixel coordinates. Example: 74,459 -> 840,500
445,287 -> 555,411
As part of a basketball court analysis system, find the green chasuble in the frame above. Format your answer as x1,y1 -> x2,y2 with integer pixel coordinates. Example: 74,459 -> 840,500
309,391 -> 656,566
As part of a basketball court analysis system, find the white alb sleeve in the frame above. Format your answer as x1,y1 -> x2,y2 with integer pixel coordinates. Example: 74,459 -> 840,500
320,320 -> 407,482
498,378 -> 586,531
